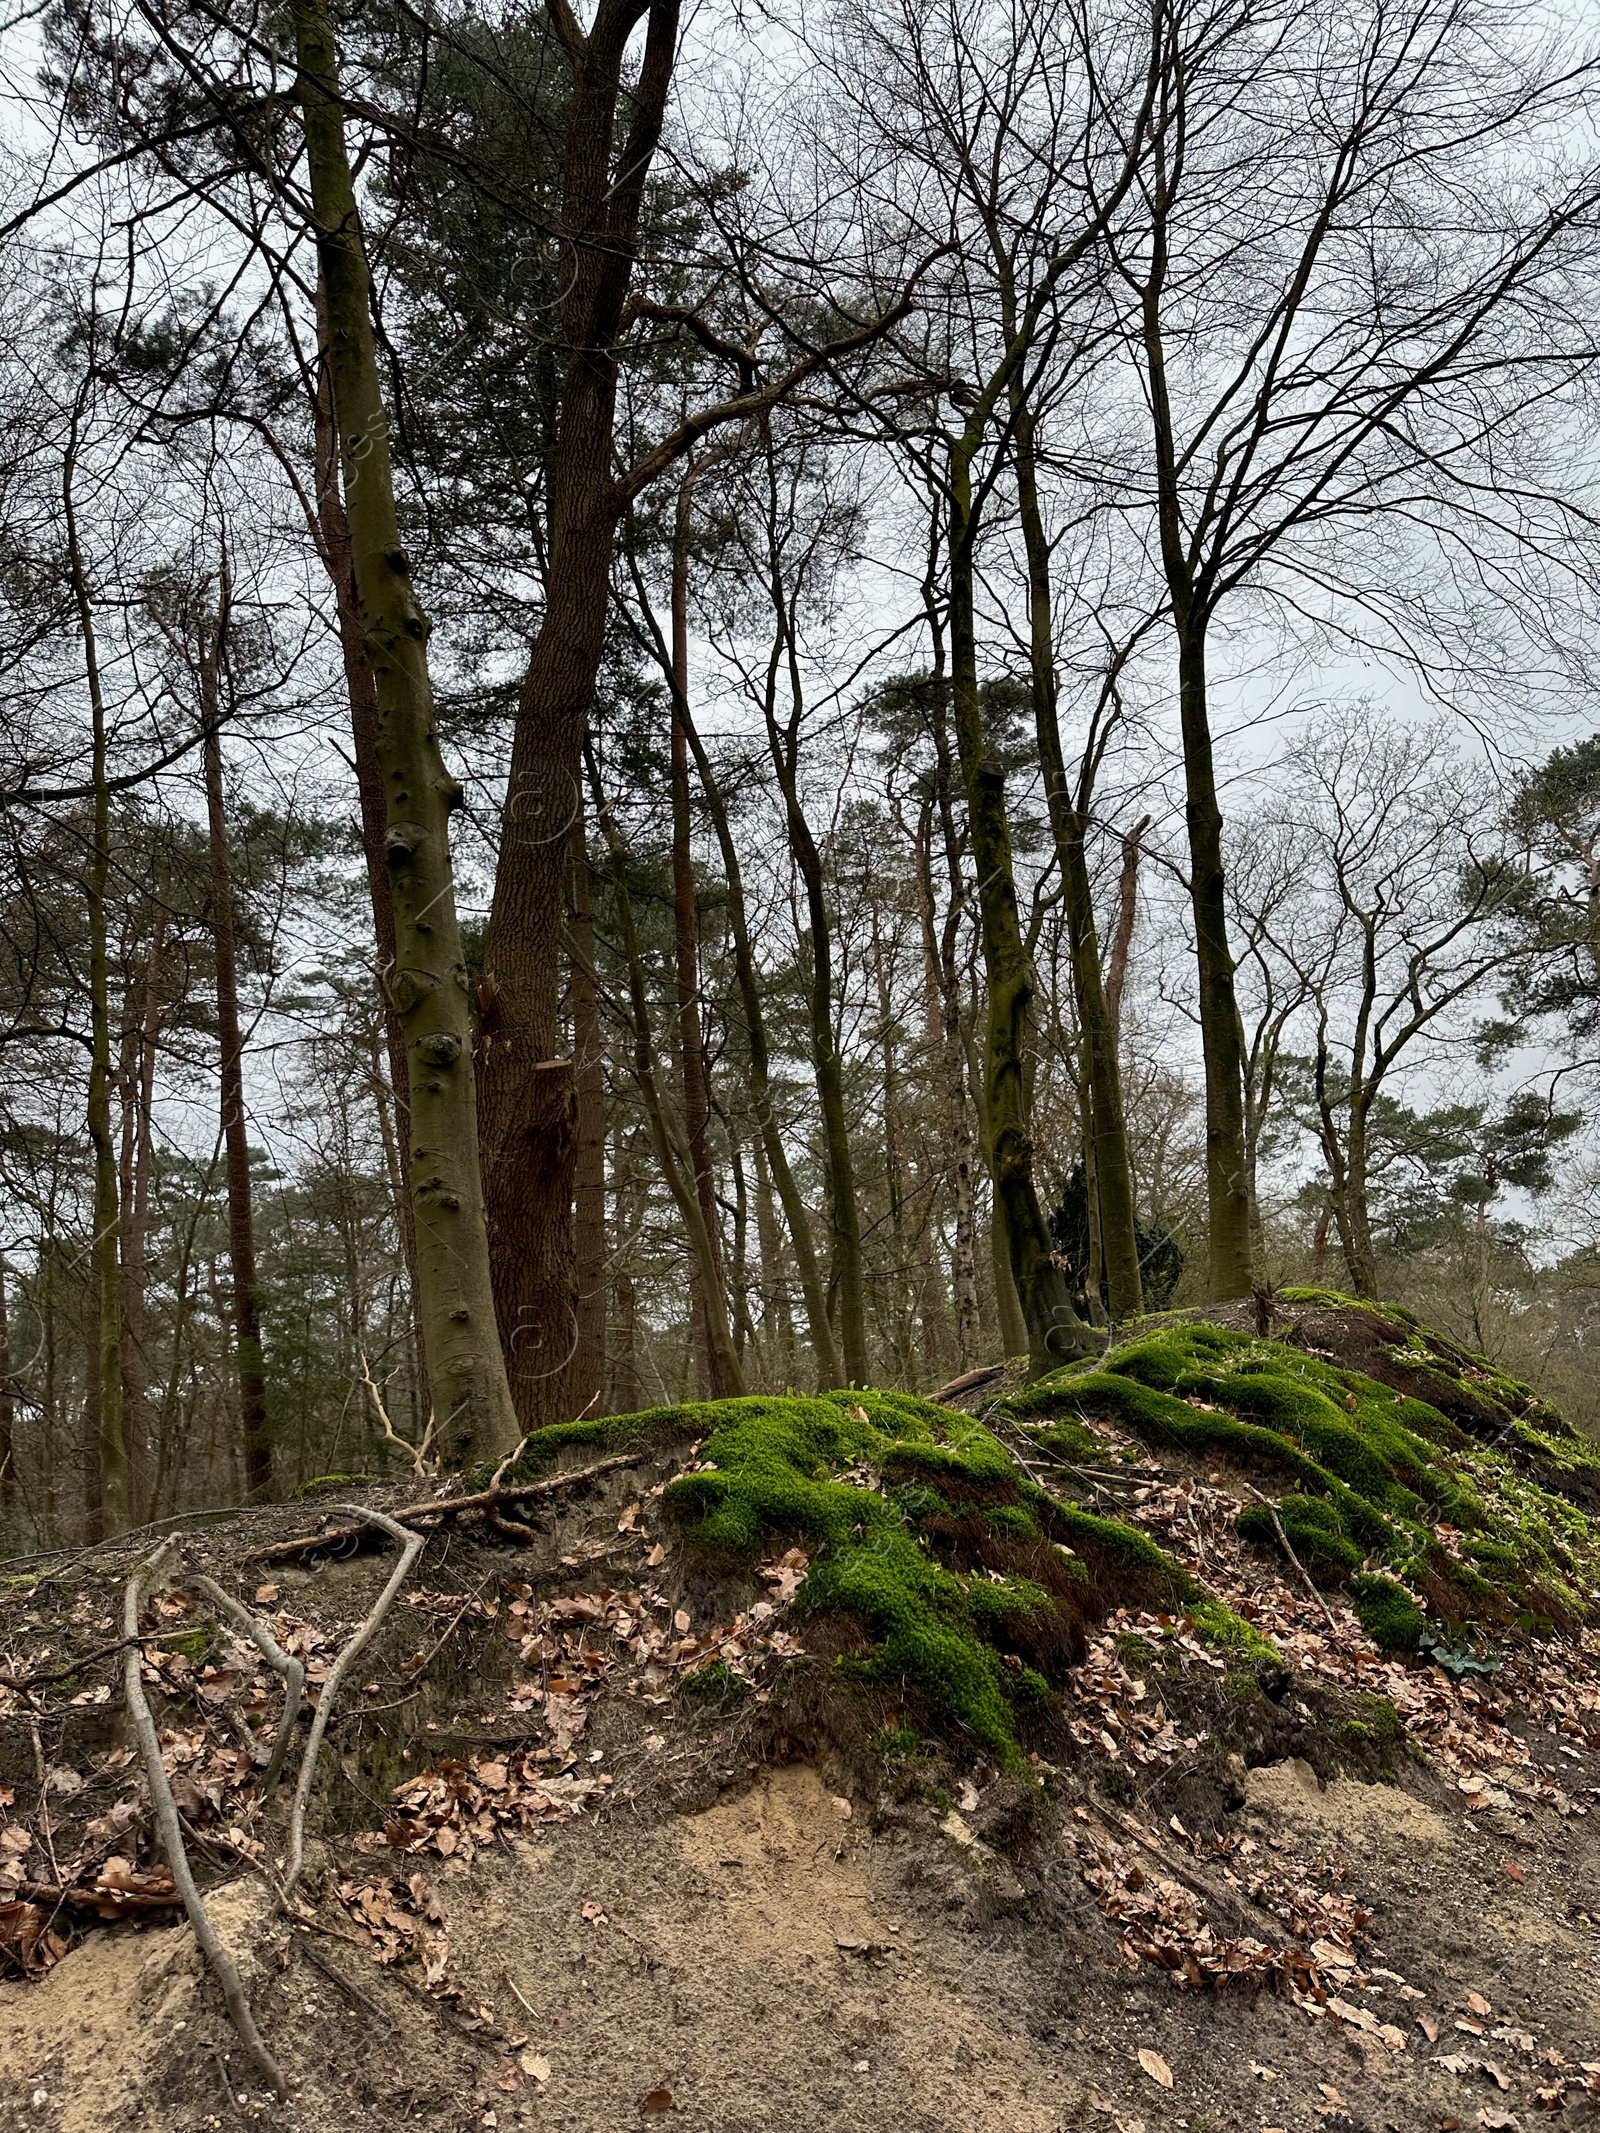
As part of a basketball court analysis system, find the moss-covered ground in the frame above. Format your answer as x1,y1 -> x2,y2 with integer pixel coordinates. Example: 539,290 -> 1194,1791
481,1297 -> 1600,1766
491,1388 -> 1253,1771
1009,1304 -> 1600,1643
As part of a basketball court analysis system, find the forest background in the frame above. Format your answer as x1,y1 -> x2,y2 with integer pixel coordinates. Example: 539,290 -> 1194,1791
3,0 -> 1600,1545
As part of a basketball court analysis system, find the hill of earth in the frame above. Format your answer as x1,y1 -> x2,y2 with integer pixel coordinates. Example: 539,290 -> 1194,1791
3,1290 -> 1600,2133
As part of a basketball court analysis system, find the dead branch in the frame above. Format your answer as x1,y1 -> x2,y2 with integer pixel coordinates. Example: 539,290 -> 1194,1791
123,1542 -> 286,2100
1242,1485 -> 1339,1632
282,1505 -> 425,1898
244,1450 -> 649,1565
12,1876 -> 184,1916
357,1350 -> 438,1479
186,1572 -> 305,1795
292,1931 -> 397,2029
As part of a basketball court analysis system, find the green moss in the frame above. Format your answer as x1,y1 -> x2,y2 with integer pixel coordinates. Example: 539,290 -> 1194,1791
1339,1689 -> 1404,1744
1238,1495 -> 1364,1585
1013,1315 -> 1600,1638
677,1657 -> 747,1710
1188,1598 -> 1280,1663
164,1623 -> 215,1664
1350,1574 -> 1427,1653
295,1472 -> 377,1497
872,1723 -> 927,1761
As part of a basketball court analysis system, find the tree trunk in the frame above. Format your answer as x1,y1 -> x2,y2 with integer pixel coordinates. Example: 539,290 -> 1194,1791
609,1128 -> 642,1414
477,0 -> 680,1428
200,623 -> 272,1502
1104,816 -> 1150,1043
294,0 -> 519,1468
63,466 -> 125,1539
118,915 -> 164,1526
1012,409 -> 1143,1324
676,693 -> 844,1387
761,636 -> 869,1384
946,458 -> 1088,1375
312,302 -> 429,1417
568,820 -> 608,1415
0,1260 -> 15,1514
1174,623 -> 1254,1299
669,480 -> 733,1395
593,792 -> 746,1399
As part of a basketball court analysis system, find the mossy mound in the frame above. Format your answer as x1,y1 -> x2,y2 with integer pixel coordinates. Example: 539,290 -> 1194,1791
491,1389 -> 1245,1771
1012,1312 -> 1600,1643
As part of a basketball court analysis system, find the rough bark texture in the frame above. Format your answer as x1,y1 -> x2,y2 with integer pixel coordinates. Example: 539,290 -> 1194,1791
294,0 -> 519,1469
568,821 -> 608,1416
476,0 -> 680,1426
201,638 -> 272,1503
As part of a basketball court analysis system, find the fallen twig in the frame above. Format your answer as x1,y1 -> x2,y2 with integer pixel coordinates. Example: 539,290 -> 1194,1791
283,1505 -> 425,1897
187,1573 -> 305,1795
293,1931 -> 398,2029
1243,1485 -> 1339,1632
124,1542 -> 286,2101
11,1876 -> 184,1916
244,1451 -> 649,1565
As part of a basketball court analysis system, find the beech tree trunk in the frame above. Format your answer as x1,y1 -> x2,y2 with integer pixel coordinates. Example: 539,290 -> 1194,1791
294,0 -> 519,1469
1104,816 -> 1149,1043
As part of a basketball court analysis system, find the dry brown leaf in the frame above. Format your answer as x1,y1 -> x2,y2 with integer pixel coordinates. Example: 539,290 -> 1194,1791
519,2053 -> 551,2083
1419,2014 -> 1442,2042
640,2088 -> 673,2112
1137,2049 -> 1173,2089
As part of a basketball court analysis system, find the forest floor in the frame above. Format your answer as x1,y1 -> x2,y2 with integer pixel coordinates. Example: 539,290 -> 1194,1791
3,1296 -> 1600,2133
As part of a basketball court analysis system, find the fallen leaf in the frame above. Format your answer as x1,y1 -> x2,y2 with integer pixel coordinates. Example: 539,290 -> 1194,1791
254,1584 -> 279,1605
1476,2113 -> 1518,2130
1319,2084 -> 1346,2108
640,2089 -> 673,2113
518,2054 -> 550,2083
1419,2014 -> 1442,2042
645,1544 -> 666,1568
673,1610 -> 691,1634
1468,1993 -> 1493,2017
830,1796 -> 852,1820
580,1902 -> 607,1925
1504,1862 -> 1526,1883
1137,2048 -> 1173,2090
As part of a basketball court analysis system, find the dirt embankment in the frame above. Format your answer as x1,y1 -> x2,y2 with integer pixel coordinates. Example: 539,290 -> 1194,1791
4,1298 -> 1600,2133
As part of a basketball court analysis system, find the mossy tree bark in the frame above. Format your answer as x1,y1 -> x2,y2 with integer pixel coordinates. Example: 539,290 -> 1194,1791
294,0 -> 519,1469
